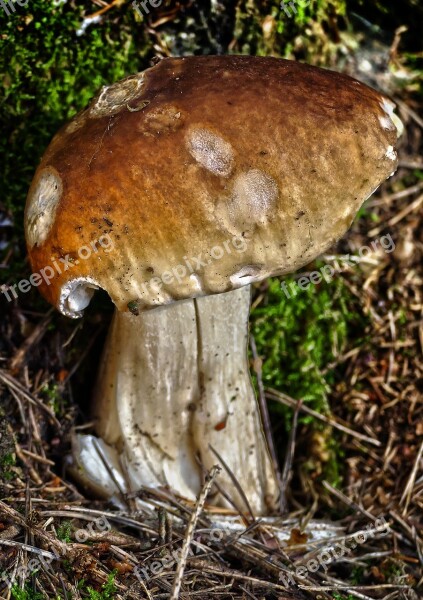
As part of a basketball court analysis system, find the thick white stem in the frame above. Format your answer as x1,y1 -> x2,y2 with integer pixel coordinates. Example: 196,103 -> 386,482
94,297 -> 201,499
193,290 -> 278,513
87,286 -> 278,514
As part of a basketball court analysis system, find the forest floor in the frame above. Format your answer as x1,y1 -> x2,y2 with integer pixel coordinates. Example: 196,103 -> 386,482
0,2 -> 422,599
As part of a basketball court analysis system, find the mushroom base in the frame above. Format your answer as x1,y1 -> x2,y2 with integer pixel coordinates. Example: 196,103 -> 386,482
75,286 -> 279,515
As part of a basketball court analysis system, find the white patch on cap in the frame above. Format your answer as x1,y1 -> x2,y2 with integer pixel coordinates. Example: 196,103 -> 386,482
186,128 -> 234,176
189,273 -> 203,293
59,277 -> 100,318
381,98 -> 396,114
26,168 -> 63,248
230,265 -> 263,286
379,98 -> 404,138
90,74 -> 144,118
228,169 -> 278,225
379,116 -> 396,131
385,145 -> 397,161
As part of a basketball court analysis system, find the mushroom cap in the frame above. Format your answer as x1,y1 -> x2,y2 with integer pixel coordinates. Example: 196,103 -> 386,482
25,55 -> 400,318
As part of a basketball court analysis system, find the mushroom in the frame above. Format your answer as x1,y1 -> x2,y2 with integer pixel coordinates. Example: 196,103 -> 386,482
25,56 -> 402,515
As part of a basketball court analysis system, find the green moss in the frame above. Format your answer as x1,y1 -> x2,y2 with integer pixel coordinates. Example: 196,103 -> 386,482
0,421 -> 15,481
86,571 -> 117,600
11,585 -> 44,600
251,271 -> 366,418
10,570 -> 117,600
41,381 -> 63,415
57,520 -> 73,544
249,264 -> 372,488
233,0 -> 347,59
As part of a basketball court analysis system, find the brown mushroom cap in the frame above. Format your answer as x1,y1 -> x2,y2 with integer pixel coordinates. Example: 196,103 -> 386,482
25,55 -> 400,317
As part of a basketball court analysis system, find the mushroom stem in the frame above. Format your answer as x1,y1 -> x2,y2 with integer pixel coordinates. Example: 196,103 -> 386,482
91,286 -> 279,514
